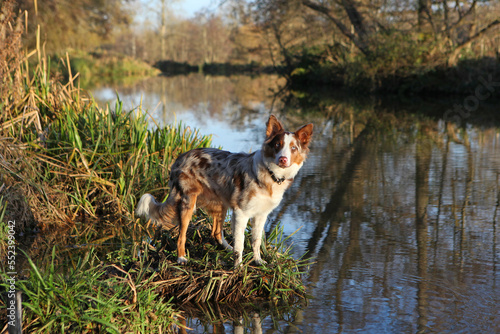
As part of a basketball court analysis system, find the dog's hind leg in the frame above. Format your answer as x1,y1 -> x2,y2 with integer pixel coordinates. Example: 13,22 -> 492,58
176,193 -> 199,265
208,204 -> 233,251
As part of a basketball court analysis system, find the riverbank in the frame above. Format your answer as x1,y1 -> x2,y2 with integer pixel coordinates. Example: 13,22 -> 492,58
42,50 -> 160,88
154,54 -> 500,97
287,56 -> 500,96
155,60 -> 281,76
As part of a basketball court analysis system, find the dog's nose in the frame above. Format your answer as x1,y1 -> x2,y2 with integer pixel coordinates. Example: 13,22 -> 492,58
279,156 -> 288,165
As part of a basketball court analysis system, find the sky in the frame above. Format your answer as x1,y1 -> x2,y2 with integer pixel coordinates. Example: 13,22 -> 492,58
134,0 -> 223,26
173,0 -> 219,18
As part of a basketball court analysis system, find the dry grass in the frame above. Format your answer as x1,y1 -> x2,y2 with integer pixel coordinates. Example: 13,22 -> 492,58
125,215 -> 309,305
0,0 -> 24,114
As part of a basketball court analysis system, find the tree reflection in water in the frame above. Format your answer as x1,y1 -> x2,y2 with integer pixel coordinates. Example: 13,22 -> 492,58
92,75 -> 500,333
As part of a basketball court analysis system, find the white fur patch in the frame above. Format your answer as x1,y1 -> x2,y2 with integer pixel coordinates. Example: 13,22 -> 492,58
276,133 -> 294,167
136,193 -> 155,218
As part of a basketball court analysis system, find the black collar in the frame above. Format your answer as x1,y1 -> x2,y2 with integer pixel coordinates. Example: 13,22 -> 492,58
267,167 -> 286,185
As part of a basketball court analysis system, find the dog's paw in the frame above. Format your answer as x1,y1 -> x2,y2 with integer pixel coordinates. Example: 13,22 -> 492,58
177,256 -> 188,265
253,258 -> 267,266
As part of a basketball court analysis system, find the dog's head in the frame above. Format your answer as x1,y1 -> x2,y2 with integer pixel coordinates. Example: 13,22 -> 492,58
263,115 -> 313,170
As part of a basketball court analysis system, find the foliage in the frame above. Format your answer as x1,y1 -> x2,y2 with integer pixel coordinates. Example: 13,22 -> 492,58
242,0 -> 500,94
1,247 -> 180,333
6,0 -> 500,94
14,0 -> 131,52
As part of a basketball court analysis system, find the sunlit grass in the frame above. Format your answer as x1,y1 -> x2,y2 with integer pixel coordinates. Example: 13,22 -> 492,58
147,220 -> 309,305
4,247 -> 181,333
33,98 -> 212,221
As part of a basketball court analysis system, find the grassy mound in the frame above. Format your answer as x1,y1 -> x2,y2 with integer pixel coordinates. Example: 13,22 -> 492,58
143,219 -> 308,305
3,219 -> 309,333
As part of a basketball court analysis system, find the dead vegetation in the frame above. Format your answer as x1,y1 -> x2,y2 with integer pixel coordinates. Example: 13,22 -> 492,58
116,215 -> 309,305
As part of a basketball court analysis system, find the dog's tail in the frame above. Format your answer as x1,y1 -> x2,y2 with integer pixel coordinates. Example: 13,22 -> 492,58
136,194 -> 176,229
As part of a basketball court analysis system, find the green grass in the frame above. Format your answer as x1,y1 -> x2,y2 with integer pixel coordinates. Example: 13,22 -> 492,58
3,247 -> 181,333
0,220 -> 309,333
32,97 -> 212,221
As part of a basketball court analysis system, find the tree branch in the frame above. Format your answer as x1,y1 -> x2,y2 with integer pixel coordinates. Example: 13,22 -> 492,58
447,0 -> 477,33
301,0 -> 372,57
448,18 -> 500,65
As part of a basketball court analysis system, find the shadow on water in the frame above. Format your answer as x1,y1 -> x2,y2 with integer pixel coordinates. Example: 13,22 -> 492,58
16,74 -> 500,332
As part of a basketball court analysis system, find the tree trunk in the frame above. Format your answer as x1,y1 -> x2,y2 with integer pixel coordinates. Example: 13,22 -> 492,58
448,19 -> 500,65
417,0 -> 431,32
160,0 -> 166,61
302,0 -> 372,57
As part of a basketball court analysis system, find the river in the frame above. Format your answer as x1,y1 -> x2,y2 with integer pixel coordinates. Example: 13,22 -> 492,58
92,73 -> 500,333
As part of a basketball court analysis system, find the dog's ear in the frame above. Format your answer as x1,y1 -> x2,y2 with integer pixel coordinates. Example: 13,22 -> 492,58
295,123 -> 313,147
266,115 -> 284,139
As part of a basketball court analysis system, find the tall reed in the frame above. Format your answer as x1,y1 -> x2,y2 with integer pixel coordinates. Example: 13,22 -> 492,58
0,25 -> 211,229
36,99 -> 212,222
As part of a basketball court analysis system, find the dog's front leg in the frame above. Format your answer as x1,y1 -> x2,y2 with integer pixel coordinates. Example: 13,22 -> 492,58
251,214 -> 268,266
232,210 -> 249,267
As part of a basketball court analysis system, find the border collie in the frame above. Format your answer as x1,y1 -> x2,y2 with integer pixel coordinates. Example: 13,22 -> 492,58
136,115 -> 313,266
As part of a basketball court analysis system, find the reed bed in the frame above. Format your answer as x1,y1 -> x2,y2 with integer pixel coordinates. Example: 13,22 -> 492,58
1,49 -> 211,229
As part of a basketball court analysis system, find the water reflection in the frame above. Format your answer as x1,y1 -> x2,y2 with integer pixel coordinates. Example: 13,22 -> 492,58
93,74 -> 286,152
92,75 -> 500,333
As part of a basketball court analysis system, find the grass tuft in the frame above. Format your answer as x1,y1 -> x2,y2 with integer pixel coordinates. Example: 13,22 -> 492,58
129,217 -> 310,305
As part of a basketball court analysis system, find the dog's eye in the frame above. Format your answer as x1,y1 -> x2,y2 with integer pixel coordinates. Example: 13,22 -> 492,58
275,142 -> 281,149
291,146 -> 298,152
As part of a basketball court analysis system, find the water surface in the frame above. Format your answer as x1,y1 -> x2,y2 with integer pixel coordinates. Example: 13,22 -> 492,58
93,74 -> 500,333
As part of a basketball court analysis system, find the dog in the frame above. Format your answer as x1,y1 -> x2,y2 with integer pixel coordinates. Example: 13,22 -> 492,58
136,115 -> 313,266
